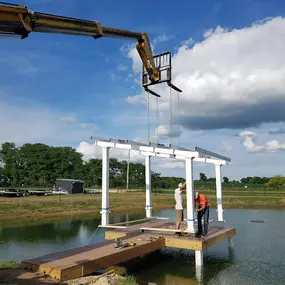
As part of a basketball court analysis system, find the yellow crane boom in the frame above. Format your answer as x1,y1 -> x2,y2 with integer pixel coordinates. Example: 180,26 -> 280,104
0,2 -> 160,84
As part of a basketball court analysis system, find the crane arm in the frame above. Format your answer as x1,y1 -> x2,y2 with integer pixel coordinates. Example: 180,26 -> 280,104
0,2 -> 159,83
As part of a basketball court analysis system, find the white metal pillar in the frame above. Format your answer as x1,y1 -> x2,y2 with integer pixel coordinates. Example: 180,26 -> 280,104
185,157 -> 195,233
215,164 -> 223,221
101,147 -> 110,226
145,155 -> 152,218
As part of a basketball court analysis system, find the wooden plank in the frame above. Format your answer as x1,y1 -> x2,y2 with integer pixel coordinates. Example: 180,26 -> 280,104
202,227 -> 236,249
22,233 -> 166,282
99,225 -> 128,229
110,217 -> 155,226
105,221 -> 175,240
140,227 -> 190,233
165,237 -> 203,250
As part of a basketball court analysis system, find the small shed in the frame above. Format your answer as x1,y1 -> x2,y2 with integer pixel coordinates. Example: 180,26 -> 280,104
55,179 -> 84,194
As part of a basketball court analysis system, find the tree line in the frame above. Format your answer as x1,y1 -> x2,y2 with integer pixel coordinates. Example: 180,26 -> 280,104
0,142 -> 282,189
0,142 -> 185,189
198,173 -> 270,184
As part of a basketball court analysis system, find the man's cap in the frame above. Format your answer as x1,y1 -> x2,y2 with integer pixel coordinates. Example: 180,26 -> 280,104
195,191 -> 199,199
178,183 -> 183,188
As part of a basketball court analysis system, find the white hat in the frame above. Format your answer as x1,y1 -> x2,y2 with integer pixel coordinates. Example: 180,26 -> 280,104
178,183 -> 183,188
195,191 -> 199,199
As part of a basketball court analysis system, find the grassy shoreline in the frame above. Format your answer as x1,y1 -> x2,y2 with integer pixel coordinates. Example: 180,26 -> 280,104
0,192 -> 285,223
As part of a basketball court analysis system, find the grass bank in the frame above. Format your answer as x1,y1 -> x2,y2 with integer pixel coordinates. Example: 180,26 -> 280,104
0,191 -> 285,222
0,261 -> 21,269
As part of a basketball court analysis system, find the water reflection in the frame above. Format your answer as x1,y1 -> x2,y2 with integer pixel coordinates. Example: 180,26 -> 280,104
1,208 -> 285,285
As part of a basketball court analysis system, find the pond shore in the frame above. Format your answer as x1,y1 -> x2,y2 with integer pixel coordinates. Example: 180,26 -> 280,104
0,192 -> 285,222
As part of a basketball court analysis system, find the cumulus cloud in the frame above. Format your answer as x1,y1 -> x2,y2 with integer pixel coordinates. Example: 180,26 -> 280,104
239,131 -> 265,152
76,141 -> 143,162
126,17 -> 285,131
239,131 -> 285,153
155,124 -> 181,139
0,101 -> 98,146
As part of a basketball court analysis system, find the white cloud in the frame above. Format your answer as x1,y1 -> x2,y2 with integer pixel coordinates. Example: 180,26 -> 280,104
59,116 -> 97,130
180,37 -> 195,47
239,131 -> 285,153
239,131 -> 265,152
153,34 -> 172,47
117,64 -> 128,71
126,17 -> 285,131
76,141 -> 143,162
0,101 -> 98,146
155,124 -> 181,139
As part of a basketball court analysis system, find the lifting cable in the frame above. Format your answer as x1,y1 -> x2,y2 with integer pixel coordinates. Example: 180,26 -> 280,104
156,96 -> 159,144
177,91 -> 180,146
147,90 -> 150,144
169,87 -> 173,145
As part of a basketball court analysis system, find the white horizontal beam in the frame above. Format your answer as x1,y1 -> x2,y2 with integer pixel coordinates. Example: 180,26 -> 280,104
174,150 -> 199,158
97,141 -> 115,148
140,146 -> 154,152
155,147 -> 174,155
90,136 -> 231,164
194,158 -> 227,165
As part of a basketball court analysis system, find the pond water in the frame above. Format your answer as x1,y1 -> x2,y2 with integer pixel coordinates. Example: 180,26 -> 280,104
1,208 -> 285,285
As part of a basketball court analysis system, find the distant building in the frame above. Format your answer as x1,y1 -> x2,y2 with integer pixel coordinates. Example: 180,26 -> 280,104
55,179 -> 84,194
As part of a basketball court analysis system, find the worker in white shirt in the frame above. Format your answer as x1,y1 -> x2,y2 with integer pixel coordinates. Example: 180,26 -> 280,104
174,181 -> 186,233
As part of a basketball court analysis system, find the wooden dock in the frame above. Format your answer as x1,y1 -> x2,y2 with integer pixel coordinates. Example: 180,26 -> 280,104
22,221 -> 236,282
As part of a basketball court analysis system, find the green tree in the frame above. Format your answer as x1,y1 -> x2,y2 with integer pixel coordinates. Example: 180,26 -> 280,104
267,175 -> 285,189
223,176 -> 229,183
199,172 -> 207,182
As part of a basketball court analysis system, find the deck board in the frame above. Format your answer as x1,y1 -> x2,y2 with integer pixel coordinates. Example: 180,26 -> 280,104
22,221 -> 236,282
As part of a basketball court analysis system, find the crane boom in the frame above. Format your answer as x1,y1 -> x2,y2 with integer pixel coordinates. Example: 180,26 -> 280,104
0,2 -> 159,83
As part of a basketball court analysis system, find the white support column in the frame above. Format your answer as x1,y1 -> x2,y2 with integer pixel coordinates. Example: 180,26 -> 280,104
215,164 -> 224,222
101,147 -> 110,226
145,155 -> 152,218
185,157 -> 195,233
228,237 -> 234,248
195,250 -> 203,266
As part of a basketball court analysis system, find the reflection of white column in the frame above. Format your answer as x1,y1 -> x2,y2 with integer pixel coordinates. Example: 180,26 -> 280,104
101,147 -> 110,226
195,250 -> 203,267
185,157 -> 195,233
145,155 -> 152,218
215,164 -> 223,221
195,259 -> 203,282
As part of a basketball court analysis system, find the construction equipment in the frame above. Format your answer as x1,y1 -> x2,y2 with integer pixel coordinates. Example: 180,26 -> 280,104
0,1 -> 179,91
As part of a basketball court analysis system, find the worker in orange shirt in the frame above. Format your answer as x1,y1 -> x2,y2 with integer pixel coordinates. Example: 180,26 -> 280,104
194,191 -> 209,237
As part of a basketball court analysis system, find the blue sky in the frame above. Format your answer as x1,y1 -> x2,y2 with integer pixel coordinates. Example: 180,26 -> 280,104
1,0 -> 285,180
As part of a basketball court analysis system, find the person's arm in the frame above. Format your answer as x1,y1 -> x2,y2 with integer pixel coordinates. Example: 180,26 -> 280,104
196,196 -> 206,212
180,181 -> 186,190
196,203 -> 206,212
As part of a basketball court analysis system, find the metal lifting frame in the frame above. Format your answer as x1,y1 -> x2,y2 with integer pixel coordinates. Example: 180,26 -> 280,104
142,51 -> 182,97
90,136 -> 231,232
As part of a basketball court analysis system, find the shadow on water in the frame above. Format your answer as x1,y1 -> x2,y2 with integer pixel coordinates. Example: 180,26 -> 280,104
121,247 -> 236,285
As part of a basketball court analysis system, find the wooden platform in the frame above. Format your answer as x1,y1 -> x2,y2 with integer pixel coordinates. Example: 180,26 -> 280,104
22,221 -> 236,282
104,221 -> 236,251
